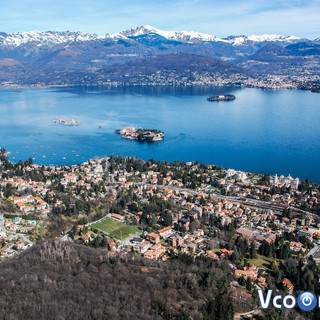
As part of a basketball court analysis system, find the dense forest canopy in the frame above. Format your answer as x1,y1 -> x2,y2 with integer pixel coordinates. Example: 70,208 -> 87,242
0,240 -> 234,320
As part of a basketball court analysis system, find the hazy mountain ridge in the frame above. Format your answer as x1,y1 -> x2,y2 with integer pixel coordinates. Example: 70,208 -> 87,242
5,53 -> 249,87
0,25 -> 319,87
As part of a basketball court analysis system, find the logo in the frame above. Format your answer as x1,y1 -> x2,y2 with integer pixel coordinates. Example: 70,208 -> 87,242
258,290 -> 318,311
298,292 -> 317,311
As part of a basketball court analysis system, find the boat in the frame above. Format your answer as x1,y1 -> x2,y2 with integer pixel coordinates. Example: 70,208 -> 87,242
63,157 -> 66,160
42,155 -> 46,159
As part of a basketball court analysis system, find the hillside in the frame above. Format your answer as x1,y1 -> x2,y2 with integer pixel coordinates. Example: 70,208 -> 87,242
0,58 -> 30,82
0,53 -> 251,87
0,239 -> 236,320
240,42 -> 320,76
91,53 -> 248,81
0,25 -> 319,87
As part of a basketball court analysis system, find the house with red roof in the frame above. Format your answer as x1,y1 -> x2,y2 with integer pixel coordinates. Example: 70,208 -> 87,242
235,265 -> 258,280
146,232 -> 160,244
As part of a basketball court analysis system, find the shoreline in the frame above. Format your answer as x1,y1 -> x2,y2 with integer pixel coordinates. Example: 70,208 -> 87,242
2,148 -> 315,185
0,82 -> 316,93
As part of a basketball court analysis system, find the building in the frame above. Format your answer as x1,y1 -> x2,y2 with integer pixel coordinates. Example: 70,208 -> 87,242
13,195 -> 48,214
118,175 -> 127,182
237,227 -> 276,244
178,217 -> 190,231
157,226 -> 173,238
144,243 -> 166,260
134,240 -> 151,254
204,250 -> 219,260
282,278 -> 294,294
257,277 -> 268,287
235,265 -> 258,280
270,174 -> 299,189
290,241 -> 305,252
111,213 -> 125,222
226,169 -> 248,182
219,248 -> 234,258
146,232 -> 160,244
168,235 -> 184,247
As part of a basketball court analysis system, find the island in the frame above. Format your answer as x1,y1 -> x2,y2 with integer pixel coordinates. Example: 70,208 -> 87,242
115,126 -> 164,142
52,119 -> 80,126
207,94 -> 236,102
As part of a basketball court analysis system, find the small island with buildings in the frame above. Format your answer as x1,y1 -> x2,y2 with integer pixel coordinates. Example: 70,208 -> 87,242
52,119 -> 81,126
207,94 -> 236,102
116,126 -> 164,142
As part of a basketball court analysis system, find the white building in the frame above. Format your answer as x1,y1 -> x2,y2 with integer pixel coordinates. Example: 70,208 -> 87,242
270,174 -> 299,189
226,169 -> 248,183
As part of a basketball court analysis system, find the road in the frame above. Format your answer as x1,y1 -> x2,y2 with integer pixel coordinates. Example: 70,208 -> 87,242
306,244 -> 320,258
234,308 -> 261,319
0,214 -> 33,245
61,234 -> 73,242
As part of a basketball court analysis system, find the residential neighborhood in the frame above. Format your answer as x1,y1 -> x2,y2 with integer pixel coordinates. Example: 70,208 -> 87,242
1,150 -> 320,317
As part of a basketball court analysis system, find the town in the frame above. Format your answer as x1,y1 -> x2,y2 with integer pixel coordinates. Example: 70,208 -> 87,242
0,148 -> 320,317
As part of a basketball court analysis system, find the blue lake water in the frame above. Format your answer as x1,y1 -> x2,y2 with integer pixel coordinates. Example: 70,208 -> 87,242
0,86 -> 319,182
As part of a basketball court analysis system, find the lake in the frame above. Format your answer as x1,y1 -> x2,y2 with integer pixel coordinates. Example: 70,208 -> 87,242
0,86 -> 319,182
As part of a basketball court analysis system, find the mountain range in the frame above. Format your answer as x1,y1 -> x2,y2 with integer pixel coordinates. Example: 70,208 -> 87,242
0,25 -> 313,48
0,25 -> 319,87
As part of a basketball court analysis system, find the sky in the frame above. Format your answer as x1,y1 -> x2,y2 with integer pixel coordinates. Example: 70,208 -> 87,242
1,0 -> 319,39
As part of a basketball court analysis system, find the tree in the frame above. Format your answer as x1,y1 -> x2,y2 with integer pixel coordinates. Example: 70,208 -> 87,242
190,219 -> 200,232
162,211 -> 172,227
231,248 -> 240,263
271,258 -> 279,272
250,241 -> 258,259
238,276 -> 246,287
246,278 -> 252,292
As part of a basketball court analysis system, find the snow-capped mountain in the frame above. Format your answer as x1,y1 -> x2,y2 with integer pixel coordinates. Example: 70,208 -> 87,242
0,26 -> 310,48
0,25 -> 319,87
0,31 -> 105,48
224,34 -> 305,45
116,25 -> 306,45
117,25 -> 223,43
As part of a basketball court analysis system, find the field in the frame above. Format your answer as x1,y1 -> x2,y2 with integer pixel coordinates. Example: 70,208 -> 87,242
90,217 -> 141,240
247,254 -> 272,269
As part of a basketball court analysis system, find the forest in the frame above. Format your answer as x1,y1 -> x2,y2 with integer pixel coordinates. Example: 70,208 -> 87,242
0,239 -> 235,320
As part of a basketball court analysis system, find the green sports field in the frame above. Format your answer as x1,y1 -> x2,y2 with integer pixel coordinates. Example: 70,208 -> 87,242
90,217 -> 141,240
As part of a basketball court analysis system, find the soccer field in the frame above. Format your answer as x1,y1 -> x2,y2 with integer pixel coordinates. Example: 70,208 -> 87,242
90,217 -> 140,240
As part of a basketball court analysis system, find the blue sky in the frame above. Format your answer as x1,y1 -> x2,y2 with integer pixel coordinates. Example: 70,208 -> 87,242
1,0 -> 319,39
